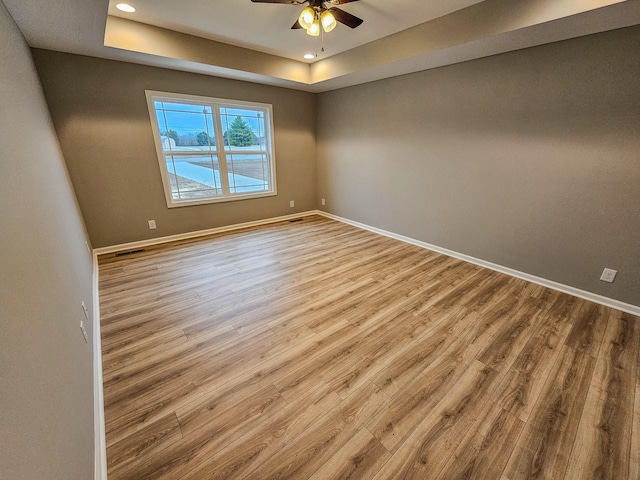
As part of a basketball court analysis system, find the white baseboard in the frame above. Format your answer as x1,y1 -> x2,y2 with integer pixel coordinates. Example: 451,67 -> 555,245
94,208 -> 640,316
94,211 -> 318,255
92,253 -> 107,480
317,211 -> 640,316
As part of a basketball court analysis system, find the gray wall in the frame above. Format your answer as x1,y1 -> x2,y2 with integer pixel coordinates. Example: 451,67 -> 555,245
32,50 -> 317,248
25,26 -> 640,308
317,26 -> 640,307
0,2 -> 95,479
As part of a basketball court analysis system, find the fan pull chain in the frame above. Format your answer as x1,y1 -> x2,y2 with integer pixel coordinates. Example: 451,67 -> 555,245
318,26 -> 325,57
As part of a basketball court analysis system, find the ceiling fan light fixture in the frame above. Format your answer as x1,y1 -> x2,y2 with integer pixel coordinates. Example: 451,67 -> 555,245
320,10 -> 337,32
307,18 -> 320,36
298,6 -> 315,30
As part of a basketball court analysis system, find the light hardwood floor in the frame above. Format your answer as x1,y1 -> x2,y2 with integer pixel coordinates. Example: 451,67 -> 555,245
98,215 -> 640,480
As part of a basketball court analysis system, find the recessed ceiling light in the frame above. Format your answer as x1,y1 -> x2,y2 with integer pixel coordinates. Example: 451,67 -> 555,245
116,3 -> 136,13
304,54 -> 315,60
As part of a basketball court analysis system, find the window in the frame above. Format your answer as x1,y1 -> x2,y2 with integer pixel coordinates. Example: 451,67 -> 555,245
146,91 -> 277,207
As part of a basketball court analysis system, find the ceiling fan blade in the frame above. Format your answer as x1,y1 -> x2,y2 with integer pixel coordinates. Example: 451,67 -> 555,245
291,19 -> 304,29
329,7 -> 363,28
327,0 -> 360,4
250,0 -> 305,4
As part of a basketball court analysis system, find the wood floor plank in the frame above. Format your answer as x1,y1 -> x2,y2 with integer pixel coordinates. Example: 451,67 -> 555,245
106,413 -> 183,480
102,324 -> 234,384
371,360 -> 502,479
121,386 -> 289,480
431,268 -> 494,310
101,326 -> 189,373
476,295 -> 549,373
503,346 -> 596,480
630,383 -> 640,480
564,302 -> 610,357
491,320 -> 570,423
178,382 -> 342,480
366,312 -> 483,452
433,401 -> 524,480
103,325 -> 260,406
176,383 -> 283,438
564,310 -> 640,479
105,382 -> 198,448
307,427 -> 391,480
106,317 -> 350,446
466,283 -> 535,347
459,272 -> 515,312
367,308 -> 464,397
245,381 -> 390,480
271,324 -> 380,402
98,215 -> 640,479
319,309 -> 446,399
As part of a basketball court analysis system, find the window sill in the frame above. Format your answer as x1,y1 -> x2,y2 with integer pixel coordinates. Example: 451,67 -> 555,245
166,190 -> 277,208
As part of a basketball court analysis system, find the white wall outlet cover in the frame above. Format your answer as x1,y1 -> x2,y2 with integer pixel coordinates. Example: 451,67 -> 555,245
600,268 -> 617,283
289,200 -> 294,208
81,301 -> 89,320
148,220 -> 157,229
321,198 -> 326,205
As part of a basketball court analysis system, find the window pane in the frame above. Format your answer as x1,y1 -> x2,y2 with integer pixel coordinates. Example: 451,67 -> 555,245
220,108 -> 265,150
226,154 -> 270,194
155,102 -> 216,153
166,155 -> 222,200
147,91 -> 275,206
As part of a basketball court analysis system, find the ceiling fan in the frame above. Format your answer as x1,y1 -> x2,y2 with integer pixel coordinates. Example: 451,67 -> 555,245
250,0 -> 363,36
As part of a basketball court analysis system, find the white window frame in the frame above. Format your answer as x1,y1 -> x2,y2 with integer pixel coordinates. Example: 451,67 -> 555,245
145,90 -> 277,208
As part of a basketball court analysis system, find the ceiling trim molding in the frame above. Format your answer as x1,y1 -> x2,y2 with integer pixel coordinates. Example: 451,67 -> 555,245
310,0 -> 640,91
104,16 -> 312,85
101,0 -> 639,92
310,0 -> 629,84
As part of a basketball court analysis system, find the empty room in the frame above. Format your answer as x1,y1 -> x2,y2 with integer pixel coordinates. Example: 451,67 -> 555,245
1,0 -> 639,479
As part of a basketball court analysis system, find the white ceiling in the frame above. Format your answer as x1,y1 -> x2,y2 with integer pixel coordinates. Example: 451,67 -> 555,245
4,0 -> 640,92
106,0 -> 484,62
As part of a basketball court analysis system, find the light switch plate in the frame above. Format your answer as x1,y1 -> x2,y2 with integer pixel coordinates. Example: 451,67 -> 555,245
80,321 -> 88,343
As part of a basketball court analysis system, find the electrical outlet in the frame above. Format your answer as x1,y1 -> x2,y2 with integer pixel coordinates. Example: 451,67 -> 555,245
289,200 -> 295,208
600,268 -> 617,283
321,198 -> 326,206
81,301 -> 89,320
80,321 -> 88,343
148,220 -> 157,230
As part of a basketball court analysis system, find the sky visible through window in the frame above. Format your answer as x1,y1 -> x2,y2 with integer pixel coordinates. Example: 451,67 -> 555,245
154,102 -> 266,151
